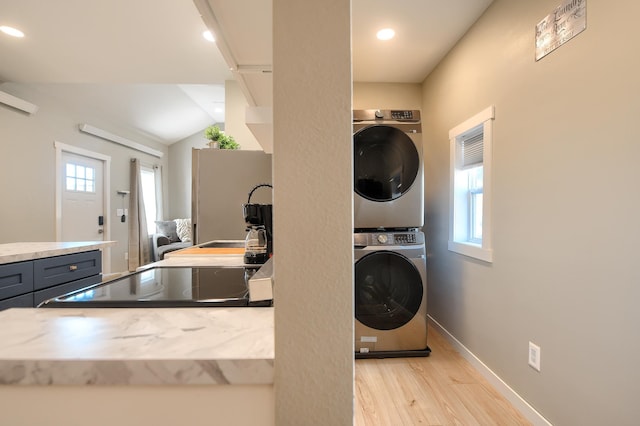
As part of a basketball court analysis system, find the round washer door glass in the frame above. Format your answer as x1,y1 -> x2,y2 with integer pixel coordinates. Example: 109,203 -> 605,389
354,125 -> 420,202
355,251 -> 423,331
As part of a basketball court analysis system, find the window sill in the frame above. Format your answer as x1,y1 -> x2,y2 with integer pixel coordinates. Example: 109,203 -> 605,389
448,241 -> 493,263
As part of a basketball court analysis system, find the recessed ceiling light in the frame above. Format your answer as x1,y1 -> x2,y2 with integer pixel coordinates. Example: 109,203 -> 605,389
0,26 -> 25,38
202,30 -> 215,43
376,28 -> 395,41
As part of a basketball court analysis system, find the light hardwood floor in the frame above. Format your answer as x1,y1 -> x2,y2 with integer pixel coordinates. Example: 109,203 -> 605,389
355,324 -> 532,425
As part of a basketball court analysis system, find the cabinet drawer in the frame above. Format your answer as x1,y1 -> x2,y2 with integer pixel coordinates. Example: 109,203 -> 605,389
0,261 -> 34,300
34,250 -> 102,291
34,274 -> 102,307
0,293 -> 34,310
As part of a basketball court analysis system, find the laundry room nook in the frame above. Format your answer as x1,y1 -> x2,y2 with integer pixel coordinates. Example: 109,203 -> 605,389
350,84 -> 530,425
352,107 -> 429,358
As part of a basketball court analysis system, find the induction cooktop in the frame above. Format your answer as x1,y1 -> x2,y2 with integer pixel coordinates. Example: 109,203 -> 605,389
39,266 -> 271,308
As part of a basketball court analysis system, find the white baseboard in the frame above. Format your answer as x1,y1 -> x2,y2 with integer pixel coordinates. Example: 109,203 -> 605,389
428,315 -> 553,426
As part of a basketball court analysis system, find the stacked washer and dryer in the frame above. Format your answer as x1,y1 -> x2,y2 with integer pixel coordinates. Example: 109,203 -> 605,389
353,109 -> 431,358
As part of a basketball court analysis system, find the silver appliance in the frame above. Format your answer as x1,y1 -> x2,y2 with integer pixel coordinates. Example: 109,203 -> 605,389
192,148 -> 272,244
39,265 -> 272,308
353,109 -> 424,230
354,230 -> 429,357
243,184 -> 273,264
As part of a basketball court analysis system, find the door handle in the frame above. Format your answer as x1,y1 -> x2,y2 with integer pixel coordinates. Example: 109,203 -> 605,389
98,215 -> 104,226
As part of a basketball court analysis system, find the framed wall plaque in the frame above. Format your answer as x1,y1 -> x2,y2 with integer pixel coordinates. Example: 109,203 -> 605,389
535,0 -> 587,61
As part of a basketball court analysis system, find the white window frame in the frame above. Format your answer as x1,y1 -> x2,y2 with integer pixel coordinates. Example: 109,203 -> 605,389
448,106 -> 494,263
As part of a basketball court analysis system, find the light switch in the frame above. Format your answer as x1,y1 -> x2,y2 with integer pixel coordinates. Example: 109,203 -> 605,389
117,209 -> 123,216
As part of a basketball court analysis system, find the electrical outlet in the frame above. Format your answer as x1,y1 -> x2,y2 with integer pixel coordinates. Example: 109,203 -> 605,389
528,341 -> 541,372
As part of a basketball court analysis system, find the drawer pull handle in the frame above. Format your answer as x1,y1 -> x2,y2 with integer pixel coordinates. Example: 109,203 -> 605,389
69,265 -> 78,271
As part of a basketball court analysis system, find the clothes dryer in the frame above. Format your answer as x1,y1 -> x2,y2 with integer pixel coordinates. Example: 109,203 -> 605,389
353,109 -> 424,230
354,230 -> 430,358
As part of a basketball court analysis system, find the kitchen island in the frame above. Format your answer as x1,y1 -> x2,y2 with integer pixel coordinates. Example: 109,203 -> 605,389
0,241 -> 116,309
0,252 -> 275,426
0,241 -> 115,264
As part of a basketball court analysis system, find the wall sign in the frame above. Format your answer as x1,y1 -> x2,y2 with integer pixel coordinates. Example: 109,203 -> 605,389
535,0 -> 587,61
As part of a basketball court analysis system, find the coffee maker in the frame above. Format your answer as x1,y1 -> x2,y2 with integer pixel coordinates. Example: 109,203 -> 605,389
243,184 -> 273,264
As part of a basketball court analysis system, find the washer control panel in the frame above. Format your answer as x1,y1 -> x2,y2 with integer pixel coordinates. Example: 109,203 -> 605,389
393,233 -> 418,244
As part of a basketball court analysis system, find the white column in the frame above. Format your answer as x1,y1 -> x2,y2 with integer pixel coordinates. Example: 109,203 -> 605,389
273,0 -> 354,424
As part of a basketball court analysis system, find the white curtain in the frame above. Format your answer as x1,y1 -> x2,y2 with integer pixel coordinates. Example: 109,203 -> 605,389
128,158 -> 151,271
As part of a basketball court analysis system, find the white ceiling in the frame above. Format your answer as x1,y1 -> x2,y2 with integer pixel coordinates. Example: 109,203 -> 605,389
352,0 -> 493,82
0,0 -> 492,145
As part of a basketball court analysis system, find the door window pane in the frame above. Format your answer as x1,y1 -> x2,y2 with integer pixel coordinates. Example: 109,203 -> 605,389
65,163 -> 96,193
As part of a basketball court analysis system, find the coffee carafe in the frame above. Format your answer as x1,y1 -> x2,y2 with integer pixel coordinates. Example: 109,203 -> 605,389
243,184 -> 273,264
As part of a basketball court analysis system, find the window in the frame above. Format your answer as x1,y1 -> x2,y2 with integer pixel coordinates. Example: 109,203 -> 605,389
448,106 -> 494,262
65,163 -> 95,193
140,165 -> 163,235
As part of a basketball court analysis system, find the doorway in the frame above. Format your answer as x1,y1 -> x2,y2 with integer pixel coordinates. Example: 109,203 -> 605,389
54,142 -> 111,272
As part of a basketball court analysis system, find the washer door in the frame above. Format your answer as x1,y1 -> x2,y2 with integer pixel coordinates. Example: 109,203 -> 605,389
354,125 -> 420,202
355,251 -> 423,330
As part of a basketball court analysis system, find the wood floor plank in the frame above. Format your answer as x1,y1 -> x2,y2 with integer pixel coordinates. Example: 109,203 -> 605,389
355,324 -> 532,426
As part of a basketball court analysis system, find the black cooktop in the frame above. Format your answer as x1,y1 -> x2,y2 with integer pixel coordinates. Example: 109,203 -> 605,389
40,266 -> 271,308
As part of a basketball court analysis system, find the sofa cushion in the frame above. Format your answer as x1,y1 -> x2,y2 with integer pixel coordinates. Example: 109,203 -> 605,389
155,220 -> 180,243
174,218 -> 192,242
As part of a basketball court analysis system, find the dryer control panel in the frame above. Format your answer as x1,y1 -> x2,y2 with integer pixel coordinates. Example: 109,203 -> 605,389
353,109 -> 421,123
354,231 -> 425,247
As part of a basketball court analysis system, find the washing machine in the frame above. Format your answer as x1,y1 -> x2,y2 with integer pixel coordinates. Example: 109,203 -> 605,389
354,230 -> 430,358
353,109 -> 424,230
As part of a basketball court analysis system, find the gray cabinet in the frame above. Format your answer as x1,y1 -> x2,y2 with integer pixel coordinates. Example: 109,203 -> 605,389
0,250 -> 102,309
0,293 -> 33,310
0,261 -> 34,301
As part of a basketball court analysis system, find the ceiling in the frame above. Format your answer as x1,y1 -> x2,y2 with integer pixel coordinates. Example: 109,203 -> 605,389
0,0 -> 492,145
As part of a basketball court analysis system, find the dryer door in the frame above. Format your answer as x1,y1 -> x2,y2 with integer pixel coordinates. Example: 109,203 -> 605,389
354,125 -> 420,202
355,250 -> 423,330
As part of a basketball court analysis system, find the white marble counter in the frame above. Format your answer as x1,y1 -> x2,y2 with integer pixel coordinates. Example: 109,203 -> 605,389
0,241 -> 116,265
0,306 -> 274,386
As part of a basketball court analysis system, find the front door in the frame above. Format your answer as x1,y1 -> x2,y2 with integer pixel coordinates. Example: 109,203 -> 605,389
61,151 -> 105,242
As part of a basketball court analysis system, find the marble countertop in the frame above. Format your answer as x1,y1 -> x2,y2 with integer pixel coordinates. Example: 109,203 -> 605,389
0,306 -> 274,386
0,241 -> 116,265
0,252 -> 275,387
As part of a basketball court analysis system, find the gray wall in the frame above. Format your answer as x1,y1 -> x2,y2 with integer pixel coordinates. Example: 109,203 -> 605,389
168,130 -> 210,219
353,82 -> 422,110
422,0 -> 640,424
0,83 -> 168,273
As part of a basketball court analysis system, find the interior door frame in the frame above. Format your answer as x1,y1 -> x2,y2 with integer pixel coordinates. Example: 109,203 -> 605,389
54,141 -> 112,273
